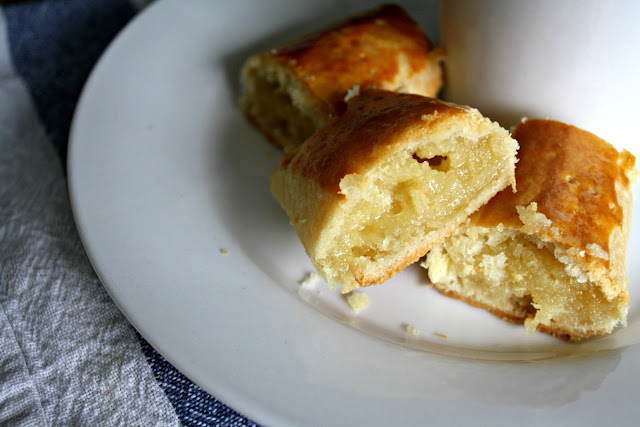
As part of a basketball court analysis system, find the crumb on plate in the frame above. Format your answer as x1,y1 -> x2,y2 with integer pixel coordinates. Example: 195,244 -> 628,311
346,292 -> 369,313
298,271 -> 320,288
405,324 -> 420,336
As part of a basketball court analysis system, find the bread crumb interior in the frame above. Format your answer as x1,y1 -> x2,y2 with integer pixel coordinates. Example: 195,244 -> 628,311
243,67 -> 319,150
425,226 -> 626,338
320,129 -> 512,292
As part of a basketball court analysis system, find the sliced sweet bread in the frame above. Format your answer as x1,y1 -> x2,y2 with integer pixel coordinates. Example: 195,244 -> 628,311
424,119 -> 637,341
271,89 -> 519,293
239,4 -> 443,151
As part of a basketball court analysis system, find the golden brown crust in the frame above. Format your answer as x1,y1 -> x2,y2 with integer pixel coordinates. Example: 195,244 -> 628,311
474,119 -> 636,298
240,5 -> 443,151
290,90 -> 463,194
355,248 -> 424,287
477,119 -> 636,257
433,285 -> 581,342
272,4 -> 439,115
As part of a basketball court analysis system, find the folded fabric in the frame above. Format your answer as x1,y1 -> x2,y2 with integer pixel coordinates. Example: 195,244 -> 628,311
0,1 -> 258,425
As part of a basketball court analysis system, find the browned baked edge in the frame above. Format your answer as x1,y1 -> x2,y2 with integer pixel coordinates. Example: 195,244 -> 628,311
477,119 -> 636,270
355,220 -> 462,288
431,285 -> 592,342
242,103 -> 286,150
290,90 -> 465,195
270,4 -> 438,114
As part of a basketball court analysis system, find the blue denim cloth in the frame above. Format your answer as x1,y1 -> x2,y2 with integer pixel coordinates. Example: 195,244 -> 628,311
0,1 -> 258,425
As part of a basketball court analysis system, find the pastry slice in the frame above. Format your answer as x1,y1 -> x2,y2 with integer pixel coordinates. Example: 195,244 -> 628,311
239,4 -> 443,151
424,119 -> 637,341
271,90 -> 519,293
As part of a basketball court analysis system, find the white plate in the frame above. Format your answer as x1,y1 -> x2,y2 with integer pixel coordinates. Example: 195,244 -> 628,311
68,0 -> 640,424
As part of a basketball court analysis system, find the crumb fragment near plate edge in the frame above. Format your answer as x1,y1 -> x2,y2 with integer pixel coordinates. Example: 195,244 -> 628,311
405,324 -> 420,336
346,292 -> 370,313
298,271 -> 320,288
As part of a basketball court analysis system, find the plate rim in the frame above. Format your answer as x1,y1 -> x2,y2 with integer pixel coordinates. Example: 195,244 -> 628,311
66,0 -> 640,424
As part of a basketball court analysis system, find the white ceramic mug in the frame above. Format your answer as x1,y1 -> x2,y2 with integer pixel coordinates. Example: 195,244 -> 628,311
439,0 -> 640,151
